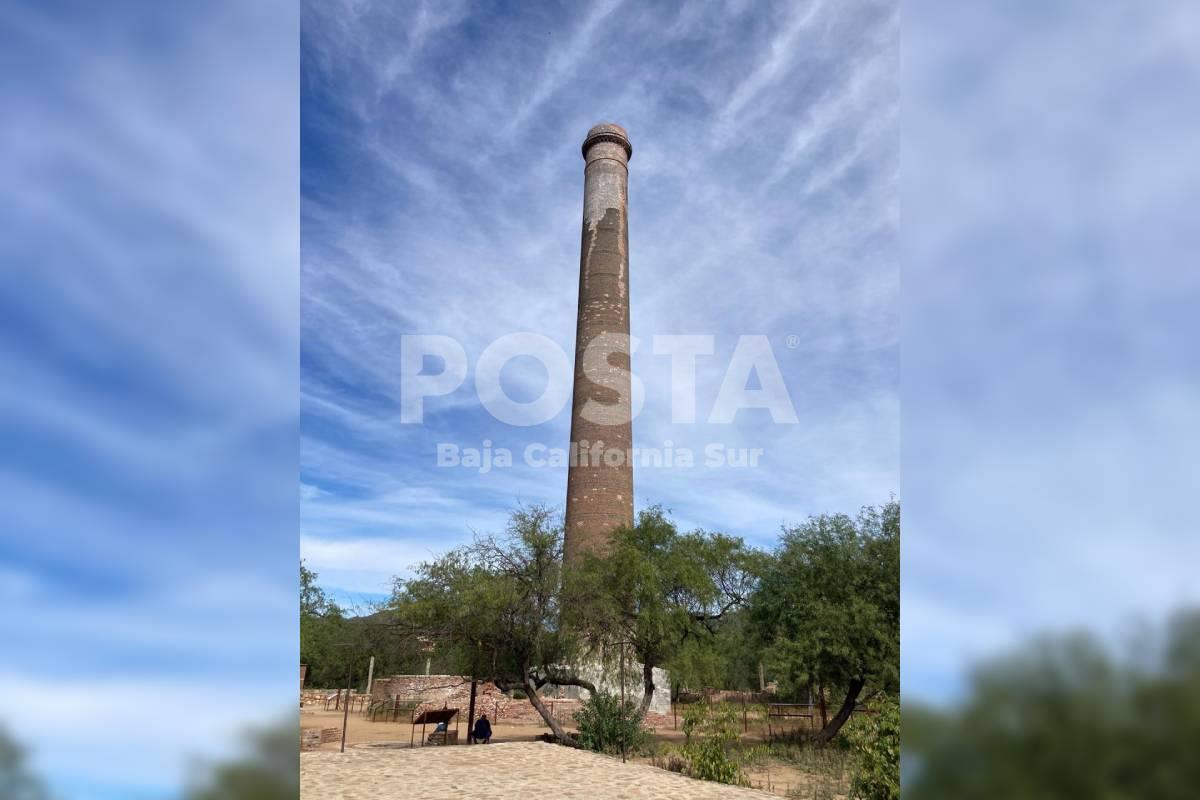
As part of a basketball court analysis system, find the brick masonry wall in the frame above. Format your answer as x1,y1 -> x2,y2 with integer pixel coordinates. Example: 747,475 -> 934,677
564,127 -> 636,565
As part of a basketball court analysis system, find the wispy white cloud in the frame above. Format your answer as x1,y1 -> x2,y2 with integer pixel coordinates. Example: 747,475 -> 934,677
2,3 -> 297,797
719,0 -> 826,123
903,1 -> 1200,699
302,0 -> 898,620
504,0 -> 628,137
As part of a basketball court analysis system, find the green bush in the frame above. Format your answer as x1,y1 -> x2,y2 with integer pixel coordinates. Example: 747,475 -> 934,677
847,695 -> 899,800
573,691 -> 649,755
678,703 -> 748,785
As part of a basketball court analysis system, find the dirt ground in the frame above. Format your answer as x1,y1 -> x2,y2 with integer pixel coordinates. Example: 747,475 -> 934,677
302,706 -> 565,748
300,707 -> 845,798
301,741 -> 780,800
300,705 -> 799,749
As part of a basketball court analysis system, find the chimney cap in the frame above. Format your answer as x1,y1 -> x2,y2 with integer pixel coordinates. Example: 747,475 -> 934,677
582,123 -> 632,160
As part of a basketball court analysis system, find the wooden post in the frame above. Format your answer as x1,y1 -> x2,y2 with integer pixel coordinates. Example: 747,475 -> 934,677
365,656 -> 375,698
743,698 -> 747,732
758,661 -> 765,693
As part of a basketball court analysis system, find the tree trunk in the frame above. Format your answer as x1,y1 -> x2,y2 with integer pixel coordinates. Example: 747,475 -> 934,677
522,665 -> 579,747
812,677 -> 865,743
466,678 -> 478,744
637,661 -> 655,717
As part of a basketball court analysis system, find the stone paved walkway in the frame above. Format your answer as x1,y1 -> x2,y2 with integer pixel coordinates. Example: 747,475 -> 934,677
301,741 -> 778,799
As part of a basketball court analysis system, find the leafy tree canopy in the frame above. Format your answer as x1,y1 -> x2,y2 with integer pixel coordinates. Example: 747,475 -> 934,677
906,609 -> 1200,799
749,500 -> 899,740
185,720 -> 298,800
390,506 -> 594,743
0,725 -> 50,800
567,506 -> 758,715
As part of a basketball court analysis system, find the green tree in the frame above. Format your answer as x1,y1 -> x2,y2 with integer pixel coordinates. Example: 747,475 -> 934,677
847,694 -> 899,800
670,608 -> 765,694
0,725 -> 50,800
749,500 -> 899,742
568,507 -> 757,716
299,561 -> 351,687
905,609 -> 1200,799
185,720 -> 298,800
390,506 -> 596,744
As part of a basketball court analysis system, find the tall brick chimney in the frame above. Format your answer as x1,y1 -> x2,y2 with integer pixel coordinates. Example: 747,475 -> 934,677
563,123 -> 635,566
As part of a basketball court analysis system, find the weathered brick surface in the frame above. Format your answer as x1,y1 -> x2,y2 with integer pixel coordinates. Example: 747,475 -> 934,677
565,123 -> 636,565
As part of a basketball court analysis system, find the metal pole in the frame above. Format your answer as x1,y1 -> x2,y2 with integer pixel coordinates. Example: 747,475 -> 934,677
620,644 -> 626,763
340,660 -> 352,753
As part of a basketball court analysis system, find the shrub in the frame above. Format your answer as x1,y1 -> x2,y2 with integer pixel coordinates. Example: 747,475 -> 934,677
678,703 -> 748,786
573,691 -> 649,755
847,695 -> 899,800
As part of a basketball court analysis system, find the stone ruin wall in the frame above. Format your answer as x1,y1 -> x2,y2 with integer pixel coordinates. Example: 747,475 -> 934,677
369,675 -> 576,726
369,674 -> 672,729
300,727 -> 342,750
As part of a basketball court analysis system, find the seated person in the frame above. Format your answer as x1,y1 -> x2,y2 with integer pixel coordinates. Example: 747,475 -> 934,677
472,714 -> 492,744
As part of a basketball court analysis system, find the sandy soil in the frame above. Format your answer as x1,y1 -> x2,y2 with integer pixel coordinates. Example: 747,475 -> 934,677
301,707 -> 844,797
301,707 -> 563,748
301,741 -> 781,799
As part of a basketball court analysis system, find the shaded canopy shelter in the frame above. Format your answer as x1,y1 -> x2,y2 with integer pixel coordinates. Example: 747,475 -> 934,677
411,706 -> 460,747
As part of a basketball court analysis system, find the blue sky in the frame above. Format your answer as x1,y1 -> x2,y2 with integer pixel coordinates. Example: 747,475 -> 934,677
300,0 -> 900,612
902,1 -> 1200,701
1,2 -> 296,797
4,1 -> 1195,796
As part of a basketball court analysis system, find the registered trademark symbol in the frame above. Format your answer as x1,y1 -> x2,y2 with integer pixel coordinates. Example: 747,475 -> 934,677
785,334 -> 800,349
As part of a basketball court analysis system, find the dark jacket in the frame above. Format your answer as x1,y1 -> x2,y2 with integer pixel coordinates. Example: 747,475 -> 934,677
472,718 -> 492,740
